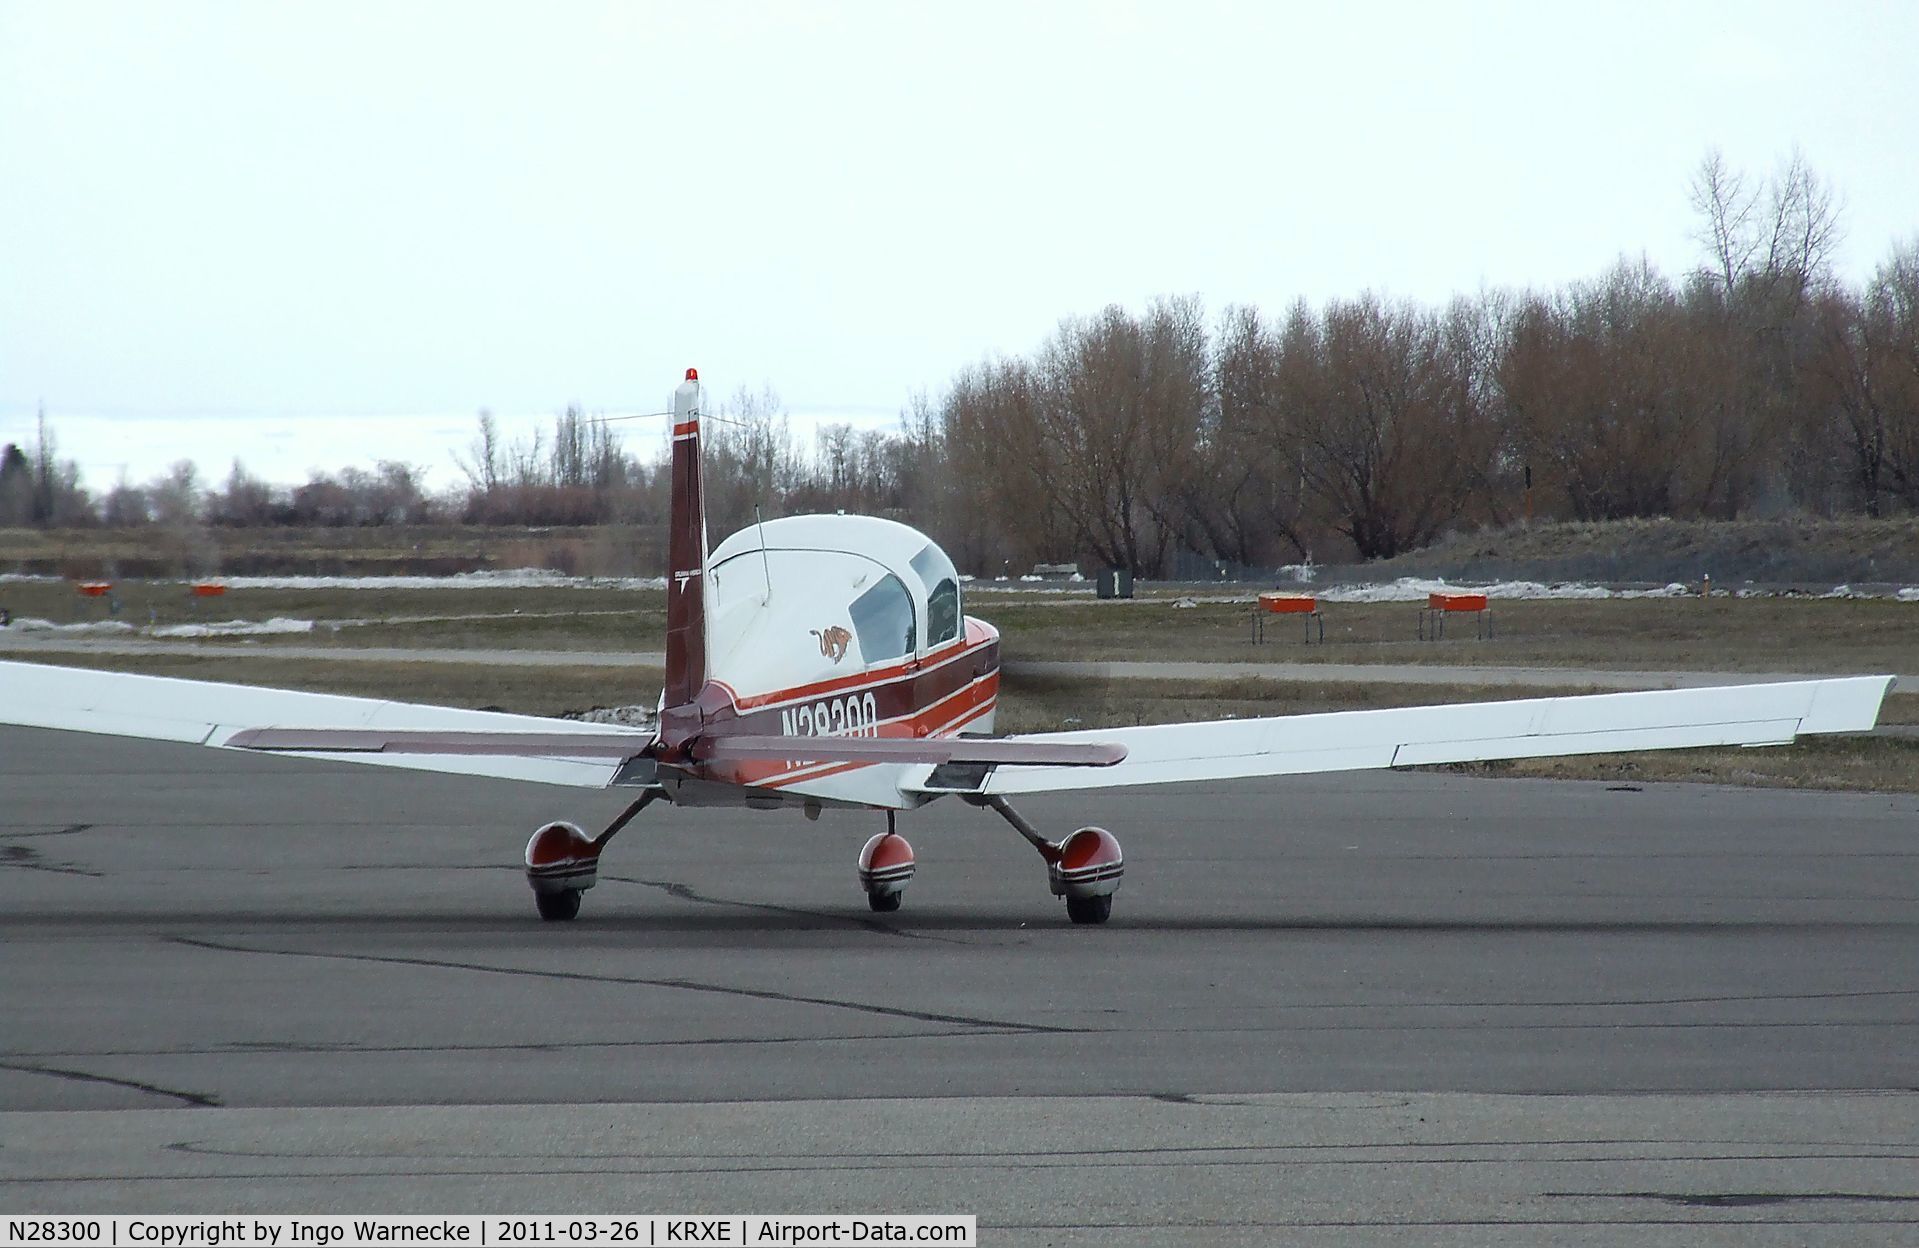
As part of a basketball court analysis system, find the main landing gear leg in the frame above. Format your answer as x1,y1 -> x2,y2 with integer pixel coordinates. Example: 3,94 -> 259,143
858,810 -> 916,912
523,790 -> 662,922
978,795 -> 1124,925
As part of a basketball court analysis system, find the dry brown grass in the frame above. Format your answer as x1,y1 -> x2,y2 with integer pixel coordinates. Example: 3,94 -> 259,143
10,582 -> 1915,676
980,594 -> 1919,674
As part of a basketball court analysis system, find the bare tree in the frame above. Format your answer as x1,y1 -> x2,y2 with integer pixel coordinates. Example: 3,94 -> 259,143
209,460 -> 279,526
1024,298 -> 1209,574
1281,294 -> 1492,558
1690,146 -> 1843,308
1764,148 -> 1845,295
19,409 -> 92,526
551,406 -> 591,489
100,474 -> 152,527
0,444 -> 32,525
455,411 -> 503,492
703,386 -> 803,539
1813,239 -> 1919,512
1690,147 -> 1761,298
150,461 -> 204,527
1190,304 -> 1311,564
942,357 -> 1080,573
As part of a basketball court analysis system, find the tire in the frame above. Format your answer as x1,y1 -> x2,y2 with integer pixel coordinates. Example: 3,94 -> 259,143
867,890 -> 903,912
1066,894 -> 1112,925
536,889 -> 583,921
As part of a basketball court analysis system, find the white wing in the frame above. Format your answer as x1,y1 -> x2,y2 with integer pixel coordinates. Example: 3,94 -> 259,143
906,677 -> 1891,796
0,660 -> 656,788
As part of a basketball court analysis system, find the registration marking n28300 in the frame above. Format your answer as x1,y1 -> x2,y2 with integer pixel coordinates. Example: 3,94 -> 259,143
780,692 -> 879,739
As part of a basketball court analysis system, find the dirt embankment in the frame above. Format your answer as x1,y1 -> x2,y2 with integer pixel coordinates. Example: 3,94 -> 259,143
1305,517 -> 1919,587
0,523 -> 668,578
7,515 -> 1919,585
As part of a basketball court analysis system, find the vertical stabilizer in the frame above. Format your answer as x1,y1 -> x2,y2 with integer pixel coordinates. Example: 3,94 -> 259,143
664,369 -> 709,710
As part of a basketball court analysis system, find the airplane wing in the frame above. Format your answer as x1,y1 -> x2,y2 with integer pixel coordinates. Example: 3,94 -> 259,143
0,660 -> 658,788
904,677 -> 1892,796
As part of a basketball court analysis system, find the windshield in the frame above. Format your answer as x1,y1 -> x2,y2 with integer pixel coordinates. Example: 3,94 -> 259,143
848,573 -> 916,662
910,542 -> 962,648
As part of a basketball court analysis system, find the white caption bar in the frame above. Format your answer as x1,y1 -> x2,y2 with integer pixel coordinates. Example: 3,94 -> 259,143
0,1219 -> 976,1248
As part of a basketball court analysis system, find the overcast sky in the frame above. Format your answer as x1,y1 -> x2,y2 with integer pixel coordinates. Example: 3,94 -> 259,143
3,0 -> 1916,487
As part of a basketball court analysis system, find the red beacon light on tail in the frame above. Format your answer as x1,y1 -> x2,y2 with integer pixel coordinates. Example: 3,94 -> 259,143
685,367 -> 698,381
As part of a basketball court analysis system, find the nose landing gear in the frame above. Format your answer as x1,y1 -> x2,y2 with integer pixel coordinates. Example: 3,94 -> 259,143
858,811 -> 916,912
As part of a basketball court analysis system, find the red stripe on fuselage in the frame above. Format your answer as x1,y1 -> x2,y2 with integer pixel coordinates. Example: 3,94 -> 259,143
756,697 -> 999,790
706,670 -> 1000,788
666,617 -> 1001,792
718,620 -> 997,713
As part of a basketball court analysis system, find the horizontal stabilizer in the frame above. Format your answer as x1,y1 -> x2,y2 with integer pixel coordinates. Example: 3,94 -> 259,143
693,733 -> 1126,768
225,728 -> 656,759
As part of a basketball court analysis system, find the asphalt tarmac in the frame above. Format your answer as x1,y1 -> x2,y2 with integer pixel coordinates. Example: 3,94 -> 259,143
3,726 -> 1916,1241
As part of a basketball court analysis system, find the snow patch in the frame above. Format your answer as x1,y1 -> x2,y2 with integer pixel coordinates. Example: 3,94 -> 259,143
1311,577 -> 1697,604
0,615 -> 317,638
147,617 -> 317,639
563,705 -> 659,729
4,617 -> 139,635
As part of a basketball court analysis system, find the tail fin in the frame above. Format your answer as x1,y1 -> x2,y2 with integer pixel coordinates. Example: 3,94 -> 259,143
664,368 -> 709,709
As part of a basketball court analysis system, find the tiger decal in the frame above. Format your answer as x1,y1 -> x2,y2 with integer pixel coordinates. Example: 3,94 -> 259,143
809,625 -> 853,664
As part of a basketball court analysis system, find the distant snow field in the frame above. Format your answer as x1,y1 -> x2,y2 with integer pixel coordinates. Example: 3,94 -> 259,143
4,615 -> 317,638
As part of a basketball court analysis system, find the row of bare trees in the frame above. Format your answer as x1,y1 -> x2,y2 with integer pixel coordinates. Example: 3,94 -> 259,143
0,388 -> 939,543
934,153 -> 1918,573
7,150 -> 1915,578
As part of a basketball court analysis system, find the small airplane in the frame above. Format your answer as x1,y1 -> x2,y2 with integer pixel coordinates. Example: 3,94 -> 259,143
0,370 -> 1893,923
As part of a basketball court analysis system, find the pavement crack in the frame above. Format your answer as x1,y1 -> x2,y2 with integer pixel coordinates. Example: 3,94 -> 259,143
0,1059 -> 218,1108
169,936 -> 1080,1034
1550,1190 -> 1919,1208
0,823 -> 102,877
1,823 -> 95,839
7,1028 -> 1015,1060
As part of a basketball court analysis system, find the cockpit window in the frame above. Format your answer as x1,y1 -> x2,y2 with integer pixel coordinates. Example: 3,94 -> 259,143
910,543 -> 962,648
848,573 -> 916,663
